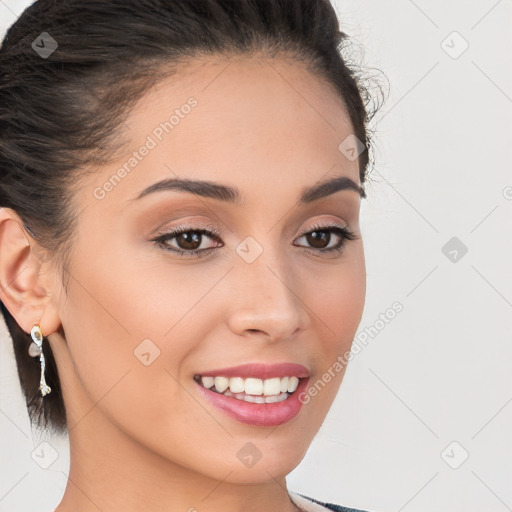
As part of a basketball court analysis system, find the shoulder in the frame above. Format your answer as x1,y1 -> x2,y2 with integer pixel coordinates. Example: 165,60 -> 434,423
289,491 -> 374,512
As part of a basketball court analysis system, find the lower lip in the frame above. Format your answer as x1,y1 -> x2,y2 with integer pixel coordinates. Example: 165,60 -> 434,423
194,377 -> 310,427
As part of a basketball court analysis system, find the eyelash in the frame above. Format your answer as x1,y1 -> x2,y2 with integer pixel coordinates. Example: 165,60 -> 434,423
151,223 -> 358,258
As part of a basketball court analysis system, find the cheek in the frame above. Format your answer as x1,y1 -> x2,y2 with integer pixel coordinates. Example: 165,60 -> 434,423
299,242 -> 365,401
303,242 -> 366,348
58,254 -> 175,402
58,260 -> 197,447
60,247 -> 220,406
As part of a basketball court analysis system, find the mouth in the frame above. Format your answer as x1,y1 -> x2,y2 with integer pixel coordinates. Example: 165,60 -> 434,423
193,364 -> 311,426
193,374 -> 305,404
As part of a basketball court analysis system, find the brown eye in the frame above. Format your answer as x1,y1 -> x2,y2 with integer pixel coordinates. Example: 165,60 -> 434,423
294,224 -> 357,254
305,230 -> 331,249
174,231 -> 203,250
152,226 -> 223,256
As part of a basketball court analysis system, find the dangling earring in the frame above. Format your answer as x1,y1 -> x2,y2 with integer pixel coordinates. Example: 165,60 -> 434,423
29,324 -> 52,397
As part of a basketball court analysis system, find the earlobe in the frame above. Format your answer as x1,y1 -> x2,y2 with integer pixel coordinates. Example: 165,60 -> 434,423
0,207 -> 61,336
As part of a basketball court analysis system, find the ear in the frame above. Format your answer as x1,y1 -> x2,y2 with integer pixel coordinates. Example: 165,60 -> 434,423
0,207 -> 62,337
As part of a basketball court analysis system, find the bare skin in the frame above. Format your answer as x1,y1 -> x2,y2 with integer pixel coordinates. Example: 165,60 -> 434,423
0,54 -> 366,512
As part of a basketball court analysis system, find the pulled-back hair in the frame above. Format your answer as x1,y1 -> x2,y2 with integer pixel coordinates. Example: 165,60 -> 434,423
0,0 -> 384,434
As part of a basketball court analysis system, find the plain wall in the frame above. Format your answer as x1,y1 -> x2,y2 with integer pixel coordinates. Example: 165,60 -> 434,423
1,1 -> 510,511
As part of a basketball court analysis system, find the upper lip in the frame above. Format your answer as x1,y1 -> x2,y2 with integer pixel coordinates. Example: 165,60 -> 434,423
195,363 -> 310,380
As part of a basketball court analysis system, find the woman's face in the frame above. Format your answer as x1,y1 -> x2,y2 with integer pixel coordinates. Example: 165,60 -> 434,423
48,54 -> 366,482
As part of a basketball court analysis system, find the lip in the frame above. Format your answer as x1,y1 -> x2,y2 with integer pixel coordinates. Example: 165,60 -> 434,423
194,362 -> 310,380
194,376 -> 310,427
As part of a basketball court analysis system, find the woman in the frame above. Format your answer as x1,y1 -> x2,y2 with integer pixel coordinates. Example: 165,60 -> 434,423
0,1 -> 381,510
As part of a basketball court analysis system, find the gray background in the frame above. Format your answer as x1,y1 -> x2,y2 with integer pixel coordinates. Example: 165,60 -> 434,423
1,1 -> 511,511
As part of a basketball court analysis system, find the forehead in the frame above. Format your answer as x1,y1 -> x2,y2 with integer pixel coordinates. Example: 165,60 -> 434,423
82,54 -> 360,212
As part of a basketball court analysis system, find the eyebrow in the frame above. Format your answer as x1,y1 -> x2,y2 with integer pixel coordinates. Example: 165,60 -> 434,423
133,175 -> 366,204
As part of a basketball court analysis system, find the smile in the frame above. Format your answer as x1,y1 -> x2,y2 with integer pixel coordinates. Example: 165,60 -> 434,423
193,375 -> 301,403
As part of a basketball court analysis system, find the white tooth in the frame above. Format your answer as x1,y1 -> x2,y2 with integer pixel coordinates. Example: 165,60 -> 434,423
263,377 -> 282,396
248,395 -> 265,403
287,376 -> 299,393
265,392 -> 289,403
214,376 -> 229,393
222,389 -> 290,404
201,376 -> 215,389
244,377 -> 263,395
280,376 -> 289,393
229,377 -> 245,393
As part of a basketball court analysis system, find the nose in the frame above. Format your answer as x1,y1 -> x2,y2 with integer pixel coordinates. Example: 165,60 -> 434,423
226,246 -> 310,342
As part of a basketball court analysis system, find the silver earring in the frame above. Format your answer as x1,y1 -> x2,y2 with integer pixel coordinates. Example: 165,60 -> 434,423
29,324 -> 52,397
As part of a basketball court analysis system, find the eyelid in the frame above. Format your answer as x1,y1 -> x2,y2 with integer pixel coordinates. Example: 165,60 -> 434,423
152,222 -> 221,239
294,220 -> 348,239
151,220 -> 357,257
152,220 -> 349,243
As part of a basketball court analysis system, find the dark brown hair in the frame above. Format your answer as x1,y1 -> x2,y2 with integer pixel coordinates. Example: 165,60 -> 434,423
0,0 -> 384,434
